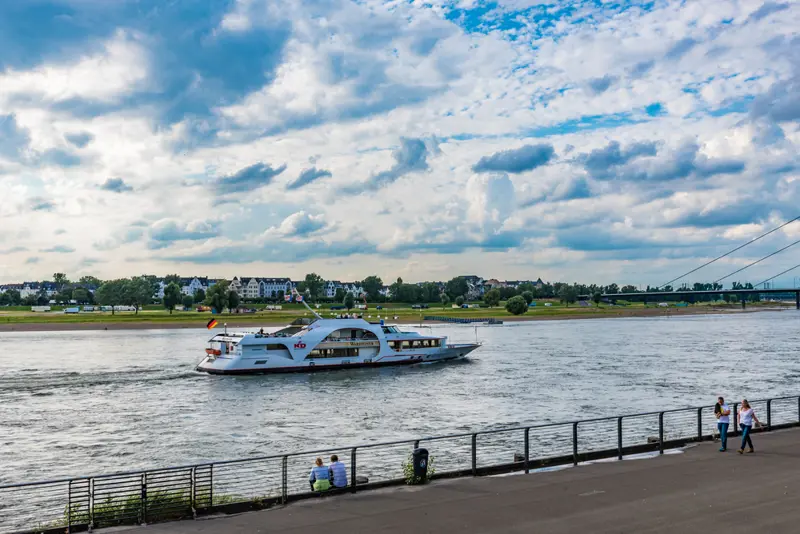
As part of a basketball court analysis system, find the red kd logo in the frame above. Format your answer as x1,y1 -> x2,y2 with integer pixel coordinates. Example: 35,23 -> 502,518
294,342 -> 307,349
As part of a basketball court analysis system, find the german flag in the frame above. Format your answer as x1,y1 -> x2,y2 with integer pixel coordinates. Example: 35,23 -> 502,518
206,318 -> 219,330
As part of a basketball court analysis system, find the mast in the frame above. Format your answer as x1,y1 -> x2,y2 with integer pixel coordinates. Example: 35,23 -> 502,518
293,287 -> 323,320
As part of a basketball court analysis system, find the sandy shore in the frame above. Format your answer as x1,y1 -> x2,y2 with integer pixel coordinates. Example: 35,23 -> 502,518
0,305 -> 789,332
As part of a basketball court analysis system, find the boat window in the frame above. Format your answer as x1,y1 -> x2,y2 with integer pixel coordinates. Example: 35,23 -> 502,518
401,340 -> 412,349
308,348 -> 360,358
324,328 -> 378,341
265,344 -> 286,351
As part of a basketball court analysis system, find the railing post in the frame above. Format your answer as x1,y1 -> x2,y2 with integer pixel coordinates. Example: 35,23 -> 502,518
732,404 -> 738,436
351,448 -> 357,493
617,417 -> 623,460
141,473 -> 147,525
191,467 -> 197,518
209,465 -> 213,507
658,412 -> 664,454
767,400 -> 772,431
524,428 -> 530,474
281,456 -> 288,504
413,440 -> 420,449
572,423 -> 578,465
89,478 -> 95,530
68,479 -> 72,534
471,434 -> 477,476
697,407 -> 703,440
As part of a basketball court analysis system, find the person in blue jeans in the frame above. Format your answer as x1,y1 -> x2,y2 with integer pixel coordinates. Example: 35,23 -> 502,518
738,399 -> 762,454
715,396 -> 731,451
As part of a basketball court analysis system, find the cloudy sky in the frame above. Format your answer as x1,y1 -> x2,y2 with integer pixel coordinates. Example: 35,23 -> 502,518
0,0 -> 798,286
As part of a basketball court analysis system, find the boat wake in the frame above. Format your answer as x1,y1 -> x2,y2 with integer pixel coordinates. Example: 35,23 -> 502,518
0,367 -> 199,395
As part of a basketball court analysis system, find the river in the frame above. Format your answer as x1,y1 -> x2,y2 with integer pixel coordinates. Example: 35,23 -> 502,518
2,310 -> 799,485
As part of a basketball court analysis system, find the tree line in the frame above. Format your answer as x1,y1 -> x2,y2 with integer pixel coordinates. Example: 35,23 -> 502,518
0,272 -> 777,311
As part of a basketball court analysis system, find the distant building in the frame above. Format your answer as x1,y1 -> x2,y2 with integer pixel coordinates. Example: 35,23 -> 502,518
259,278 -> 293,299
155,277 -> 217,299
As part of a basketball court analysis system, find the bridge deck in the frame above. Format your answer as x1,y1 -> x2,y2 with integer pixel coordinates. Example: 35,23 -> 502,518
122,428 -> 800,533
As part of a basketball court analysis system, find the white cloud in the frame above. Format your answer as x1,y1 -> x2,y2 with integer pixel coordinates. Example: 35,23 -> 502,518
0,0 -> 799,287
0,31 -> 148,106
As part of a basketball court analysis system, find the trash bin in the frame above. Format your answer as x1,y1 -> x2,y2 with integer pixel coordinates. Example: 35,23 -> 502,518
412,448 -> 429,480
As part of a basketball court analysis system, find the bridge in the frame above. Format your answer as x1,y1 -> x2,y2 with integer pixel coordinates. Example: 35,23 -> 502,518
578,288 -> 800,309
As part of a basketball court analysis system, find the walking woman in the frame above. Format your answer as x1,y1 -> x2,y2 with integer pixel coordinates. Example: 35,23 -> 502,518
738,399 -> 761,454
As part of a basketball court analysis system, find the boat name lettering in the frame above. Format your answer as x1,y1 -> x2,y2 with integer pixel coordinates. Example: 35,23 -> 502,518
294,342 -> 307,349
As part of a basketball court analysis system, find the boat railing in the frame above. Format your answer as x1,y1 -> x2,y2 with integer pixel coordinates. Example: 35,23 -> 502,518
2,395 -> 798,533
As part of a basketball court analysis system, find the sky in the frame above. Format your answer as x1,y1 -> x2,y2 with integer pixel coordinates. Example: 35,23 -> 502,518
0,0 -> 798,287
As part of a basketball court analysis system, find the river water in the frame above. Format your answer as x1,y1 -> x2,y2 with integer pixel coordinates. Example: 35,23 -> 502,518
2,310 -> 799,485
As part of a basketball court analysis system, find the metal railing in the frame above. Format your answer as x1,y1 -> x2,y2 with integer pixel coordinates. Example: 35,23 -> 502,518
2,395 -> 798,534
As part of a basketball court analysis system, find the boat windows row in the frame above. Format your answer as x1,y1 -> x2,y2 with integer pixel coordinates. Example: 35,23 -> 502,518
388,339 -> 441,350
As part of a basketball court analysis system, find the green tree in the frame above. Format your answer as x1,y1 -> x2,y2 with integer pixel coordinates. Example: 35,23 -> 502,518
334,288 -> 346,302
5,289 -> 21,305
484,288 -> 501,307
521,291 -> 534,305
440,293 -> 450,308
517,282 -> 536,295
55,289 -> 73,304
277,290 -> 285,302
205,281 -> 230,313
303,273 -> 325,302
95,279 -> 126,315
163,282 -> 182,314
361,276 -> 384,301
182,294 -> 194,310
139,274 -> 160,299
193,288 -> 206,304
228,289 -> 241,310
445,277 -> 468,299
505,295 -> 528,315
122,277 -> 152,314
344,292 -> 355,311
455,296 -> 465,307
72,288 -> 89,304
558,285 -> 577,307
53,273 -> 69,290
78,275 -> 102,288
0,293 -> 10,306
592,291 -> 602,307
164,274 -> 181,286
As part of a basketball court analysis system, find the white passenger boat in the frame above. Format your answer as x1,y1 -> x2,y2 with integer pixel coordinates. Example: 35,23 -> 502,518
196,317 -> 480,375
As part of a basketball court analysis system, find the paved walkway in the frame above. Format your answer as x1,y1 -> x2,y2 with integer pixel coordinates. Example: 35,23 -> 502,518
123,428 -> 800,533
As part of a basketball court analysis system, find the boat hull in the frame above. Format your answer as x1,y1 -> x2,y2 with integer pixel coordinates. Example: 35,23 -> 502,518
196,343 -> 479,375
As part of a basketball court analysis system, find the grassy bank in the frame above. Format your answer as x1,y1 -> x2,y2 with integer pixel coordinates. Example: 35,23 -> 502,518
0,300 -> 789,331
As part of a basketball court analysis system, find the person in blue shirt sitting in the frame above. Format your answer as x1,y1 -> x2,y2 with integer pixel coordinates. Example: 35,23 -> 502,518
309,457 -> 331,492
328,454 -> 348,488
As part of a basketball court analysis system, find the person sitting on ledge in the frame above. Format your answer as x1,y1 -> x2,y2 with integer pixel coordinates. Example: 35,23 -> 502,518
329,454 -> 348,488
309,457 -> 331,492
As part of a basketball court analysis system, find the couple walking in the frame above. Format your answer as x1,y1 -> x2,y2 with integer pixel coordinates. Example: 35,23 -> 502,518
715,397 -> 762,454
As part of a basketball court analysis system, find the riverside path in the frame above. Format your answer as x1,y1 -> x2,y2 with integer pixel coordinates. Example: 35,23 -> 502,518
122,428 -> 800,533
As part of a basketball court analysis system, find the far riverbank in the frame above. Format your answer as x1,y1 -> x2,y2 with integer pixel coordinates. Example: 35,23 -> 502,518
0,305 -> 790,332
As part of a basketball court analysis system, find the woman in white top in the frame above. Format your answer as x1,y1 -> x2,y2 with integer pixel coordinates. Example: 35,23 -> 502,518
737,399 -> 761,454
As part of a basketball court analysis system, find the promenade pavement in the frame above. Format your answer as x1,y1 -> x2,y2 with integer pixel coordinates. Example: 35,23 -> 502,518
123,428 -> 800,533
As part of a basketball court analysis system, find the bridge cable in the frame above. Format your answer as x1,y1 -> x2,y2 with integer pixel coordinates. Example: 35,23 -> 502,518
657,216 -> 800,289
754,263 -> 800,288
713,238 -> 800,284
